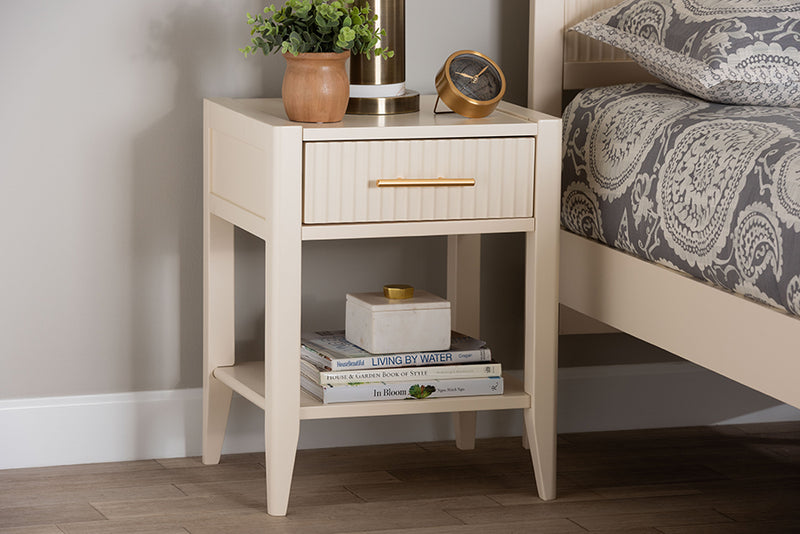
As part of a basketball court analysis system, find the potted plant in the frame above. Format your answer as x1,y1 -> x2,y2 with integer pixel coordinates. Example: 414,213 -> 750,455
241,0 -> 393,123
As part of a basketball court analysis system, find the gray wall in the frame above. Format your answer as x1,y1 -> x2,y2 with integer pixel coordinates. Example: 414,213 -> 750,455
0,0 -> 530,399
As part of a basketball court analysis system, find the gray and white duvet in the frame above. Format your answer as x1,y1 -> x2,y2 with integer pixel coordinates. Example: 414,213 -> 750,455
562,83 -> 800,316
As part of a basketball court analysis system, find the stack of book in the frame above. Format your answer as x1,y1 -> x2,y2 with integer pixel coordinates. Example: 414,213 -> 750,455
300,330 -> 503,404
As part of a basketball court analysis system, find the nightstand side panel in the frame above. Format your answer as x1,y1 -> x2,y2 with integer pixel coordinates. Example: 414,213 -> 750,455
205,102 -> 275,220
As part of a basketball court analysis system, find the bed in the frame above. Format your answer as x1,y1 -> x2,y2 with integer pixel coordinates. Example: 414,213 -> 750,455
528,0 -> 800,424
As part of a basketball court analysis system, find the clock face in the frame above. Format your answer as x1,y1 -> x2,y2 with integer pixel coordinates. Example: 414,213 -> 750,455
448,52 -> 504,103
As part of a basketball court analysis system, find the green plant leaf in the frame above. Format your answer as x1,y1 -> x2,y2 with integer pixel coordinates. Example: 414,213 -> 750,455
408,384 -> 436,399
240,0 -> 393,57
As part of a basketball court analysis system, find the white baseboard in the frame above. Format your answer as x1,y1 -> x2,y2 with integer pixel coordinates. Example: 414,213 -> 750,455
2,362 -> 798,470
0,389 -> 204,470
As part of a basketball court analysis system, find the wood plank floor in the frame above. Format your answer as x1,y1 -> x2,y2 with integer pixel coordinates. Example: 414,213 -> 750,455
1,421 -> 799,533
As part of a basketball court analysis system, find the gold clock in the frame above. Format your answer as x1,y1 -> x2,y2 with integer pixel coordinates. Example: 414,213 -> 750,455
434,50 -> 506,118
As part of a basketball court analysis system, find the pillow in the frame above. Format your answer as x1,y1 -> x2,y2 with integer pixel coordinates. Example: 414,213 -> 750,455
571,0 -> 800,106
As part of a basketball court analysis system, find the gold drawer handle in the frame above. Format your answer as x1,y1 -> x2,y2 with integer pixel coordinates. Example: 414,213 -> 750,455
376,177 -> 476,187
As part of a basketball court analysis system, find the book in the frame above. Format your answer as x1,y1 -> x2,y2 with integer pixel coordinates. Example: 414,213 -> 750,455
300,330 -> 492,371
300,374 -> 504,404
300,358 -> 502,385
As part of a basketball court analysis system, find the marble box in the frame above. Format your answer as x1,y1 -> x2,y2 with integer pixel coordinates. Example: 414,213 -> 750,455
345,290 -> 451,354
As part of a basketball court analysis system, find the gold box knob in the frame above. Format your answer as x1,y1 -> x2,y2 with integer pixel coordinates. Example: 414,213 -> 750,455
383,284 -> 414,299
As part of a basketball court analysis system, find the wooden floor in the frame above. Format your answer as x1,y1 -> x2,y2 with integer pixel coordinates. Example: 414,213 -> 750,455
1,421 -> 799,534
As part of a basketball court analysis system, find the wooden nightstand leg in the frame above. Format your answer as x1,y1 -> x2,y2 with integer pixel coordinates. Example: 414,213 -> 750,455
524,227 -> 558,501
203,379 -> 233,465
454,412 -> 477,450
523,400 -> 556,500
447,235 -> 481,450
203,214 -> 235,465
263,410 -> 299,516
263,235 -> 302,516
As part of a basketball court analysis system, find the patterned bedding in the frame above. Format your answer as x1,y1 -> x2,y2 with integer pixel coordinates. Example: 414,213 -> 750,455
561,83 -> 800,317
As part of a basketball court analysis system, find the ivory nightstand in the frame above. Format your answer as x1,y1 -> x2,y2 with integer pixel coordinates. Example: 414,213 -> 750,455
202,95 -> 561,516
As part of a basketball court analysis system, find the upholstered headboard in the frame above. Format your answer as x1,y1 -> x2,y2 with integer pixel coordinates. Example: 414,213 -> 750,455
528,0 -> 654,116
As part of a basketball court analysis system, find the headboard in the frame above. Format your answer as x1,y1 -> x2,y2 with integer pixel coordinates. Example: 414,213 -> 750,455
528,0 -> 655,116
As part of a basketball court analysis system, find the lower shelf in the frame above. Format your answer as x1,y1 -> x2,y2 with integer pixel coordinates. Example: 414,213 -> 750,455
213,361 -> 531,420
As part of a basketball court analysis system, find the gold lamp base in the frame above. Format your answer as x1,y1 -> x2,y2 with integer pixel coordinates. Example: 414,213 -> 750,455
346,90 -> 420,115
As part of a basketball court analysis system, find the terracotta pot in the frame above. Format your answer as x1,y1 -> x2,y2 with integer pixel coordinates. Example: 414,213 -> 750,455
282,51 -> 350,123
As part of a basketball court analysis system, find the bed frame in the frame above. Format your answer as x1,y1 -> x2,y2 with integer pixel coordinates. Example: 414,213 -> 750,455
528,0 -> 800,412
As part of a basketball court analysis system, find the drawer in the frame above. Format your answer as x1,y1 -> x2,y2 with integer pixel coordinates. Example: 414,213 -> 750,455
303,137 -> 535,224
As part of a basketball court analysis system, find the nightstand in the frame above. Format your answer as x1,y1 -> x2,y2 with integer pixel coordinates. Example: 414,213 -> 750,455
202,95 -> 561,515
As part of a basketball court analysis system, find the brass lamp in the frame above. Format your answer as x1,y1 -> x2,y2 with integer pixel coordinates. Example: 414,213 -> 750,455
346,0 -> 419,115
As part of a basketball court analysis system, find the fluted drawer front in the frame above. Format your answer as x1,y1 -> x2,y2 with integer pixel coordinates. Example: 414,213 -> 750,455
303,137 -> 535,224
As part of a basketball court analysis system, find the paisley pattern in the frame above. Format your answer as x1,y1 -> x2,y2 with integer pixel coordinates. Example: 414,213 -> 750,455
617,0 -> 673,42
677,0 -> 800,18
733,203 -> 783,282
562,182 -> 604,241
586,93 -> 705,201
772,147 -> 800,232
787,275 -> 800,315
562,83 -> 800,317
657,119 -> 788,267
572,0 -> 800,106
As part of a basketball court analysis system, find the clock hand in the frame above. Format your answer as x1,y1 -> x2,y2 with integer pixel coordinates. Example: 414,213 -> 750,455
455,71 -> 474,80
471,66 -> 489,83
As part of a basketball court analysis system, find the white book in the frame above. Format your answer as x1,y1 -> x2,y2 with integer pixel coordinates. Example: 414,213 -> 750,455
300,358 -> 502,385
301,330 -> 492,371
300,374 -> 504,404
